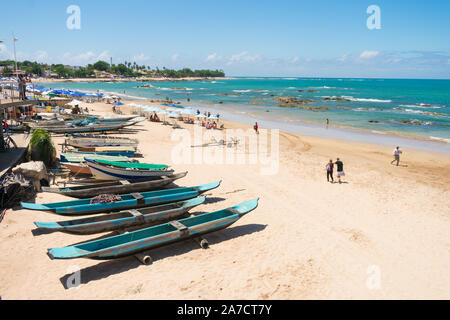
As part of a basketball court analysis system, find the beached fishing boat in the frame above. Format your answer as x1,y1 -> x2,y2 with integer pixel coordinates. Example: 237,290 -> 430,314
21,181 -> 221,215
60,153 -> 131,163
66,136 -> 139,149
41,172 -> 188,198
61,162 -> 92,175
47,198 -> 258,259
34,196 -> 205,235
100,116 -> 138,122
86,159 -> 173,180
67,148 -> 136,157
45,120 -> 139,134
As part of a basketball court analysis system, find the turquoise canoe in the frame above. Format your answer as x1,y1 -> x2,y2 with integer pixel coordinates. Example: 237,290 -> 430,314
21,181 -> 221,215
47,198 -> 259,260
34,197 -> 205,235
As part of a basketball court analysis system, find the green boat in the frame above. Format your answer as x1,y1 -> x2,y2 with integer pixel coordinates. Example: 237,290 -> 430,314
47,198 -> 259,260
34,197 -> 205,235
93,159 -> 168,170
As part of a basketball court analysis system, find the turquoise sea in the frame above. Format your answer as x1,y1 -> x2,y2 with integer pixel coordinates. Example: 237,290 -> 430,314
38,78 -> 450,149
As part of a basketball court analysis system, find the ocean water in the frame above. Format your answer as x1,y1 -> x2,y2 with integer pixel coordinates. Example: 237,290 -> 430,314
38,78 -> 450,145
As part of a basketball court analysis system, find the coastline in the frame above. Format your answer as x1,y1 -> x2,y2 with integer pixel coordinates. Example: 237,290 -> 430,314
32,80 -> 450,154
1,99 -> 449,299
32,77 -> 235,83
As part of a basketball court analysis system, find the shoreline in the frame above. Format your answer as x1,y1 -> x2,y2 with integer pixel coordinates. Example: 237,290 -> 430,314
32,82 -> 450,154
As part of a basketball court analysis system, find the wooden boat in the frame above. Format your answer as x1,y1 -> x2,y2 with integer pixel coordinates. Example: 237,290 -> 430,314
34,196 -> 205,235
86,159 -> 174,181
67,148 -> 136,157
41,172 -> 188,198
66,136 -> 139,149
21,181 -> 221,215
45,120 -> 138,134
61,162 -> 91,175
100,116 -> 138,122
60,153 -> 131,163
47,198 -> 258,259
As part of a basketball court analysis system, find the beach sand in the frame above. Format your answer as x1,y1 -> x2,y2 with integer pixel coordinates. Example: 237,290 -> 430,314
0,101 -> 449,300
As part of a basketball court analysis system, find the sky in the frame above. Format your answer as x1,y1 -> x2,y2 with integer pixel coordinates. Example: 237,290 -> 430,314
0,0 -> 449,78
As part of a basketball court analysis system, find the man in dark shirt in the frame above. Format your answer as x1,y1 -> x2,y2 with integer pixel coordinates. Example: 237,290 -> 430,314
335,158 -> 345,184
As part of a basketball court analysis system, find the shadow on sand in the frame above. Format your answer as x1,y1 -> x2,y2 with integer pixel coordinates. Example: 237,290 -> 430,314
59,223 -> 267,289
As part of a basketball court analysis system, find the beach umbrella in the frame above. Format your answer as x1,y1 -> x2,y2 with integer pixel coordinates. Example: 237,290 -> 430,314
196,114 -> 206,118
113,101 -> 124,106
181,108 -> 196,115
208,115 -> 219,120
67,99 -> 82,106
168,112 -> 179,118
167,107 -> 181,112
128,103 -> 137,107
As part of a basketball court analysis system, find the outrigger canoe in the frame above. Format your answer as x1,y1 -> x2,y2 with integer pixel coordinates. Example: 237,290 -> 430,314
60,153 -> 131,163
86,159 -> 174,180
66,136 -> 139,149
47,198 -> 258,259
22,181 -> 221,215
45,120 -> 139,134
42,172 -> 188,198
34,196 -> 205,235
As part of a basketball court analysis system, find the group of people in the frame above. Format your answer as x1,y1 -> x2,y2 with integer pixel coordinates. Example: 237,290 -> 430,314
325,147 -> 404,184
325,158 -> 345,184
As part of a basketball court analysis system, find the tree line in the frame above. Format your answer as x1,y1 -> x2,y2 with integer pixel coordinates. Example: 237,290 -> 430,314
0,60 -> 225,78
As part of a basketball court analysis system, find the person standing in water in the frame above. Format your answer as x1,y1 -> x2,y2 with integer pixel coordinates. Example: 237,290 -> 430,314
326,159 -> 334,183
335,158 -> 345,183
391,146 -> 402,166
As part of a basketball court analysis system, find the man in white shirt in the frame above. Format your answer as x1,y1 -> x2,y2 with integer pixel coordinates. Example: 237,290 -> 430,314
391,146 -> 402,166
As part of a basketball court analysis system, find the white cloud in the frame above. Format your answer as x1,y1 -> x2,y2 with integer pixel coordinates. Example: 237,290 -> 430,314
34,50 -> 49,62
338,54 -> 349,62
132,53 -> 150,63
227,51 -> 262,65
290,56 -> 299,63
206,53 -> 223,62
359,50 -> 380,59
171,53 -> 180,61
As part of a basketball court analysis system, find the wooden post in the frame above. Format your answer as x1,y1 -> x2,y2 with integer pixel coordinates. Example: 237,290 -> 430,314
0,111 -> 5,152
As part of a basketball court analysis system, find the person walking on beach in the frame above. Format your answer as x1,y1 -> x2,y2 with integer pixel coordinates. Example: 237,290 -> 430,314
326,160 -> 334,183
254,122 -> 259,134
391,146 -> 402,166
335,158 -> 345,183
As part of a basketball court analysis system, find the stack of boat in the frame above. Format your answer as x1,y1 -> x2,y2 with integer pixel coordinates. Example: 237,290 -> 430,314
21,123 -> 259,263
25,115 -> 142,134
24,178 -> 259,261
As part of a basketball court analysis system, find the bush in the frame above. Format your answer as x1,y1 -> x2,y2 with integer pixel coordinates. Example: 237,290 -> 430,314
28,129 -> 56,167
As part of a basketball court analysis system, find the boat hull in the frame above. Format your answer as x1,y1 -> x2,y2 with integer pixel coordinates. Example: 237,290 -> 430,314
47,198 -> 258,259
34,197 -> 205,235
62,163 -> 91,175
42,172 -> 188,198
87,159 -> 174,181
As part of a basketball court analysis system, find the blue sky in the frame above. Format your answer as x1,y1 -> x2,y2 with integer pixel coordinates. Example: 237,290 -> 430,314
1,0 -> 449,78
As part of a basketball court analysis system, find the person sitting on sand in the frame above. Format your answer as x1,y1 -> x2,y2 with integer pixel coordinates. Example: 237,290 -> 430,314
212,122 -> 217,129
326,159 -> 334,183
335,158 -> 345,183
391,146 -> 402,166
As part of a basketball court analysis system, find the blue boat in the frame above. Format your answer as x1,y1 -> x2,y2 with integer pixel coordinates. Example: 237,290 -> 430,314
34,197 -> 205,235
21,181 -> 221,215
47,198 -> 259,260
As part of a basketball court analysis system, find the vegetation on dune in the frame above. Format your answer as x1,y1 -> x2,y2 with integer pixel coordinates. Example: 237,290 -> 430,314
0,59 -> 225,79
28,129 -> 56,167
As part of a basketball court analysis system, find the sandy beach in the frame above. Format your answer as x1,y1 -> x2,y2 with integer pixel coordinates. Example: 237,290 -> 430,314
0,100 -> 449,300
